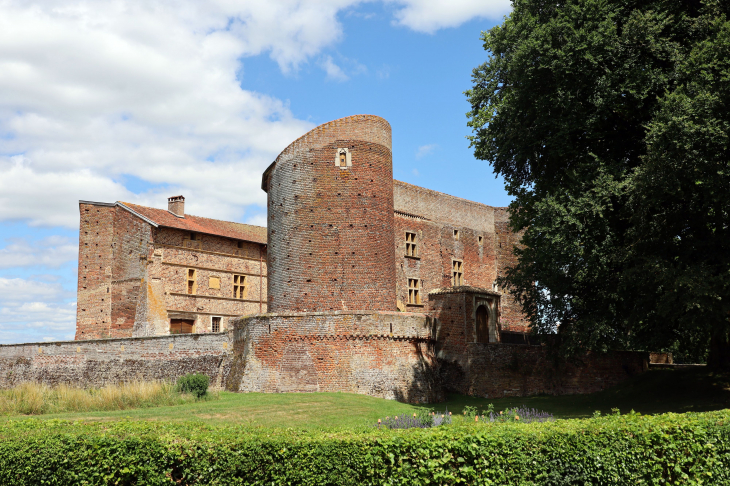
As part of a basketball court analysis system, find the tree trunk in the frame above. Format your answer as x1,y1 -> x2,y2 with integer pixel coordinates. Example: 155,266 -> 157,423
707,328 -> 730,369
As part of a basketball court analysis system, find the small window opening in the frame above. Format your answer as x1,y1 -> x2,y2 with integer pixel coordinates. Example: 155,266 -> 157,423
233,274 -> 247,299
187,268 -> 197,294
405,231 -> 418,257
452,260 -> 463,286
408,278 -> 421,304
478,235 -> 483,245
453,229 -> 460,240
212,316 -> 221,333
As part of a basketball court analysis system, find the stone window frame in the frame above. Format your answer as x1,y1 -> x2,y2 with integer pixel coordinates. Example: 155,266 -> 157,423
211,316 -> 222,333
335,147 -> 352,169
453,229 -> 460,241
407,278 -> 422,305
405,231 -> 419,258
186,268 -> 197,295
452,259 -> 464,286
478,235 -> 484,246
183,232 -> 202,250
233,274 -> 247,299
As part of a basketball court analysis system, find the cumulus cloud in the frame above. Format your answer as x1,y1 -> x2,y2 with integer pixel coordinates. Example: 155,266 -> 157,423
0,277 -> 76,342
0,235 -> 78,269
0,0 -> 512,229
388,0 -> 511,33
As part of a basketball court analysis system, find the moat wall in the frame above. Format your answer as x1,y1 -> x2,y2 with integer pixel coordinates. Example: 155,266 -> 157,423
0,333 -> 232,390
0,325 -> 652,402
229,311 -> 443,403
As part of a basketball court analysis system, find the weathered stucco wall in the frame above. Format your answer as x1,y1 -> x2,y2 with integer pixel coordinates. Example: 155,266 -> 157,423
230,311 -> 442,403
0,333 -> 232,390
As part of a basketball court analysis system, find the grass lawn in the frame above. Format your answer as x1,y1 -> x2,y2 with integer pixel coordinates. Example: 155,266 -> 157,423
5,366 -> 729,429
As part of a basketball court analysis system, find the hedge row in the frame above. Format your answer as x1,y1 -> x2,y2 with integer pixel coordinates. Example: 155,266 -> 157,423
0,411 -> 728,485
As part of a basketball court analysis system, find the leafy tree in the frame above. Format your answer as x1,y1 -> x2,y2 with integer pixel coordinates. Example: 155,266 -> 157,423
466,0 -> 730,366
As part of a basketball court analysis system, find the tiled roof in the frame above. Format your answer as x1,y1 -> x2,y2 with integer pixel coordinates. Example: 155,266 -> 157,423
120,202 -> 267,244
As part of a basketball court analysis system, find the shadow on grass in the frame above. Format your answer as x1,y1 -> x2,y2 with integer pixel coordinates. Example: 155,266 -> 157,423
430,366 -> 730,419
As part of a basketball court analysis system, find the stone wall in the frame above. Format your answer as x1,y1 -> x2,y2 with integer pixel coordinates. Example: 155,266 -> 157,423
0,333 -> 232,390
439,343 -> 648,398
230,311 -> 442,403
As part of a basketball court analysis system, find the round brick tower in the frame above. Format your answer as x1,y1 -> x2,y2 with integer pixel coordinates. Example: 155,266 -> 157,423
262,115 -> 396,312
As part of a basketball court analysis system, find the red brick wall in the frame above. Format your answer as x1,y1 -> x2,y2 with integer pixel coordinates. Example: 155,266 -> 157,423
441,344 -> 647,398
232,311 -> 442,403
266,115 -> 396,312
110,205 -> 154,338
76,203 -> 115,340
494,208 -> 529,332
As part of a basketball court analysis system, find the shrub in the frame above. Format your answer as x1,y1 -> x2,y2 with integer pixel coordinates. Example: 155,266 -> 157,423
176,373 -> 209,398
0,411 -> 728,484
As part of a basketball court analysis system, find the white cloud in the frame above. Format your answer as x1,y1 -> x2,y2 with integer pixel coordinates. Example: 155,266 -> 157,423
387,0 -> 511,33
0,277 -> 76,342
0,277 -> 71,303
415,143 -> 438,159
0,235 -> 78,269
411,168 -> 420,176
320,55 -> 350,82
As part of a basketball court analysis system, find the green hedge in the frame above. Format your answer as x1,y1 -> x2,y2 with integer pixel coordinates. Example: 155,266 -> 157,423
0,411 -> 728,485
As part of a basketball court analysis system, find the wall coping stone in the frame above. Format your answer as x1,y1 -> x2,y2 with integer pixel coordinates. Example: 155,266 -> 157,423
0,332 -> 231,348
234,310 -> 429,321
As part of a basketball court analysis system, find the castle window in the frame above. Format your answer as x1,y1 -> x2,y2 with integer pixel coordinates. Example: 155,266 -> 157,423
187,268 -> 197,294
209,276 -> 220,290
233,274 -> 247,299
212,316 -> 222,333
334,147 -> 351,169
183,232 -> 202,249
478,235 -> 483,245
408,278 -> 421,305
405,231 -> 418,257
453,229 -> 460,241
452,260 -> 463,286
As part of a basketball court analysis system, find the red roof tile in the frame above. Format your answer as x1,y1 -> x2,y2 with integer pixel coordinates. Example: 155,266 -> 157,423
120,202 -> 267,244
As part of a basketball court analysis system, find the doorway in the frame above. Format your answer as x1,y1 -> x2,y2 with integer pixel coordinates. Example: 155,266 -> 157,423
475,304 -> 489,343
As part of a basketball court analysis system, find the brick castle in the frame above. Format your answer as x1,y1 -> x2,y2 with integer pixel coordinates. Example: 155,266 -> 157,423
0,115 -> 658,403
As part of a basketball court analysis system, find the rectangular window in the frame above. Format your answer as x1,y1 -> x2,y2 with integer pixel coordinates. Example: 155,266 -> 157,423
408,278 -> 421,305
453,229 -> 460,240
183,232 -> 202,249
212,316 -> 222,333
209,276 -> 220,290
478,235 -> 483,245
405,231 -> 418,257
187,268 -> 197,294
452,260 -> 463,286
233,274 -> 247,299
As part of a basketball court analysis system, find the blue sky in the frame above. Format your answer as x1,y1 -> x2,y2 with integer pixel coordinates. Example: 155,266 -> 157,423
0,0 -> 511,343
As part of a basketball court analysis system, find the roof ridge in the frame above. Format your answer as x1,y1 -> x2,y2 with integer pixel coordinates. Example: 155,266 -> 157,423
121,201 -> 266,229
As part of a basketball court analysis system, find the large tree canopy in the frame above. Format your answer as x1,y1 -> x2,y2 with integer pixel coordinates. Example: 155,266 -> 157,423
467,0 -> 730,365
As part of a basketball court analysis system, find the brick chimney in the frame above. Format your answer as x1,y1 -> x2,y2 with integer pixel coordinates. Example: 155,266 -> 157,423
168,195 -> 185,217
